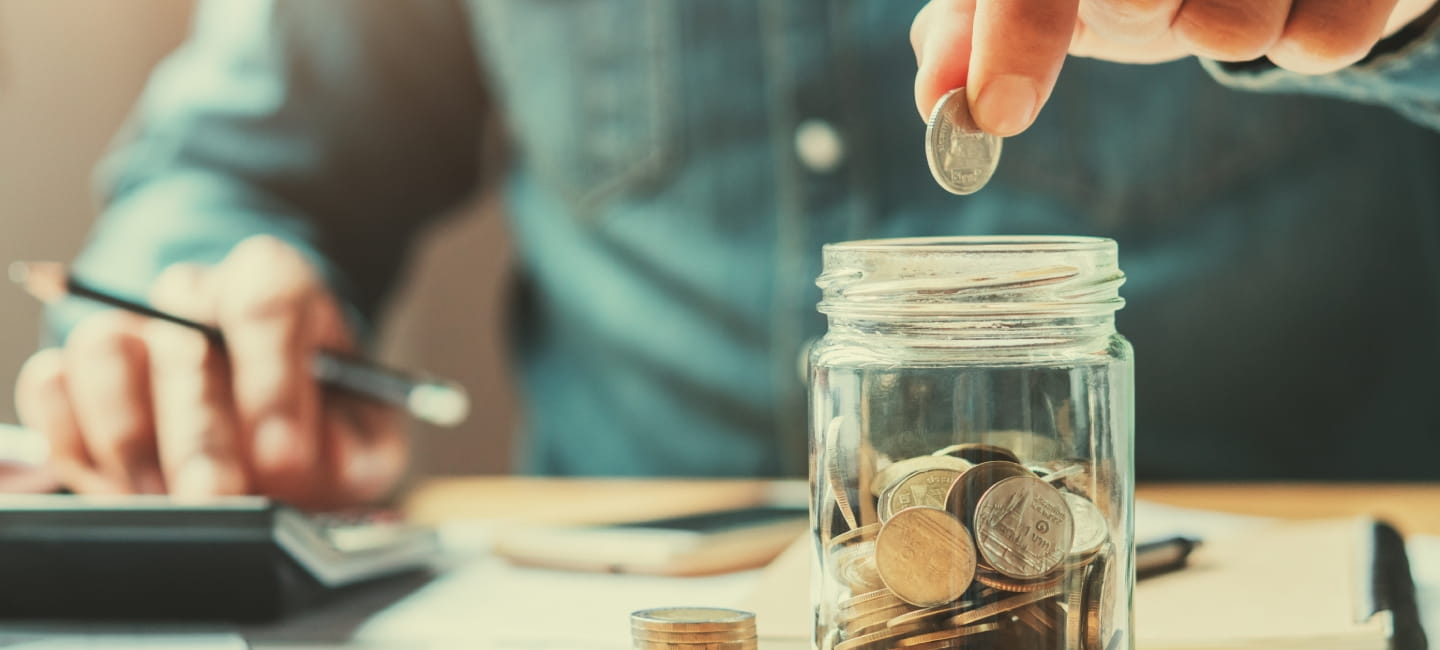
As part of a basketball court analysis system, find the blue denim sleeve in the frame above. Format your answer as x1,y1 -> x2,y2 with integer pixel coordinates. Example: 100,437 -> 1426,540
1201,7 -> 1440,132
49,0 -> 487,345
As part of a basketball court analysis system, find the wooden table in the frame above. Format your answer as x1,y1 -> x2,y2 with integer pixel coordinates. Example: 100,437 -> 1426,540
405,477 -> 1440,536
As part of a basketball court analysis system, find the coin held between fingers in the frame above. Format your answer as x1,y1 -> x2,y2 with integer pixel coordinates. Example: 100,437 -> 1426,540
925,88 -> 1003,195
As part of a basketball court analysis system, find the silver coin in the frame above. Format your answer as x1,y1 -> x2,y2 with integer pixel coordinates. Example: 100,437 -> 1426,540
972,476 -> 1074,579
924,87 -> 1002,195
1063,492 -> 1109,561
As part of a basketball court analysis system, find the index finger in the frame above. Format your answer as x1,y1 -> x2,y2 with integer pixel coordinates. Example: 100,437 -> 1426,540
214,236 -> 323,501
912,0 -> 978,120
966,0 -> 1079,136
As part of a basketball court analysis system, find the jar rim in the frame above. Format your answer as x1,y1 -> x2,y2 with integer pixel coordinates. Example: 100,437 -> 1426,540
824,235 -> 1115,254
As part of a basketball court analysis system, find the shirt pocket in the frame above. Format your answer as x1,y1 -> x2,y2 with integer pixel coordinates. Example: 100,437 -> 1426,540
470,0 -> 680,210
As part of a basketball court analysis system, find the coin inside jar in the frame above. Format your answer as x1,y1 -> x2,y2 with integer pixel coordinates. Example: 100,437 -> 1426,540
1063,492 -> 1109,562
874,507 -> 977,608
972,476 -> 1075,580
871,454 -> 973,497
878,467 -> 965,522
945,460 -> 1034,527
932,442 -> 1021,466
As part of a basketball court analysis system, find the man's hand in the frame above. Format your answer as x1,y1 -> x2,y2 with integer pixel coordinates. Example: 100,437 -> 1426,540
912,0 -> 1440,135
14,235 -> 407,509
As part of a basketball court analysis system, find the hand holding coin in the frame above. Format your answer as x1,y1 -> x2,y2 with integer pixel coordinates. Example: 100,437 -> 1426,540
910,0 -> 1439,137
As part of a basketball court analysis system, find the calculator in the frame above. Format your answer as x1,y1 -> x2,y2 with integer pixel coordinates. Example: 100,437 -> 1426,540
0,495 -> 440,621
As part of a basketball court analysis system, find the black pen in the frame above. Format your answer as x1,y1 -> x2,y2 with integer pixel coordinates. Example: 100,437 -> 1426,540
9,261 -> 470,427
1136,536 -> 1202,580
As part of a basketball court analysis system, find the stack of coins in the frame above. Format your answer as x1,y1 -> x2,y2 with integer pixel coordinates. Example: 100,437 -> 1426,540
822,439 -> 1120,650
630,607 -> 757,650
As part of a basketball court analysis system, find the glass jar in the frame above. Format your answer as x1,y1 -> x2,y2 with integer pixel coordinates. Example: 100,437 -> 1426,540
808,236 -> 1133,650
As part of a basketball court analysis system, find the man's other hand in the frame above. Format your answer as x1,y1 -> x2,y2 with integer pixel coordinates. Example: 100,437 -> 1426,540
14,235 -> 407,509
912,0 -> 1440,135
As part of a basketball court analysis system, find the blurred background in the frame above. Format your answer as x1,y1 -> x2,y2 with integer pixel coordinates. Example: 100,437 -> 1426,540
0,0 -> 517,476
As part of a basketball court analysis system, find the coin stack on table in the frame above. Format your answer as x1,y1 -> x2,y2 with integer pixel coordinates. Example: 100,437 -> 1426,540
630,607 -> 758,650
821,439 -> 1120,650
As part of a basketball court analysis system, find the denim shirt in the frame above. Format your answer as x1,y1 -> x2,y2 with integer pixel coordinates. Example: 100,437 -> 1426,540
56,0 -> 1440,479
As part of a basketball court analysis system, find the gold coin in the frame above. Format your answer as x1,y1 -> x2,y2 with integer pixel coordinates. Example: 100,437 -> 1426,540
874,507 -> 977,607
1066,562 -> 1087,646
1081,546 -> 1114,650
630,607 -> 755,633
839,595 -> 906,622
838,587 -> 898,612
840,603 -> 909,628
841,606 -> 913,637
825,417 -> 860,531
833,622 -> 916,650
946,585 -> 1063,627
835,541 -> 885,592
632,642 -> 758,650
1012,600 -> 1064,635
972,476 -> 1074,579
931,442 -> 1019,466
872,455 -> 974,497
895,621 -> 1002,647
878,468 -> 964,522
944,460 -> 1033,527
828,523 -> 881,552
974,567 -> 1066,593
631,628 -> 759,643
884,600 -> 971,629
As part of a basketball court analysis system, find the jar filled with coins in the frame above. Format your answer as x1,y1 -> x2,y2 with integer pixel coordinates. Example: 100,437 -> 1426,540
808,236 -> 1133,650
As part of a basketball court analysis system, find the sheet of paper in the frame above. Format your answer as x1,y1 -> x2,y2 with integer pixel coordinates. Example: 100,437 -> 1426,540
246,523 -> 763,649
0,627 -> 245,649
1409,535 -> 1440,641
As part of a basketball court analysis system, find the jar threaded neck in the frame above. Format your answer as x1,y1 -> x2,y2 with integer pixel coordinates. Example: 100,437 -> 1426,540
817,236 -> 1124,345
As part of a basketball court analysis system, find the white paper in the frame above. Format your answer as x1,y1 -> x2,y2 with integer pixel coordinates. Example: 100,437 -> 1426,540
0,627 -> 245,650
1409,535 -> 1440,640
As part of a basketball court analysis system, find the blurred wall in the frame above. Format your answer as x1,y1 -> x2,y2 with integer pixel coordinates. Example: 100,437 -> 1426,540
0,0 -> 517,476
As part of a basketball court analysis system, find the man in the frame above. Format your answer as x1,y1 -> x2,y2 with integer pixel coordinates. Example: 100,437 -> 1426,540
15,0 -> 1440,508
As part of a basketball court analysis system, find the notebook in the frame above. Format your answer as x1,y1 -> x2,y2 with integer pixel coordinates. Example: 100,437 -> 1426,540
746,517 -> 1427,650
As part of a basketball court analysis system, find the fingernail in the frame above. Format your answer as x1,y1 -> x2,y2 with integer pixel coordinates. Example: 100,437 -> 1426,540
172,458 -> 219,498
974,75 -> 1040,136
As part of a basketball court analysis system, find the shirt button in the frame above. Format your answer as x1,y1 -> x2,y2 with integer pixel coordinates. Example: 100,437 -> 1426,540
794,119 -> 845,173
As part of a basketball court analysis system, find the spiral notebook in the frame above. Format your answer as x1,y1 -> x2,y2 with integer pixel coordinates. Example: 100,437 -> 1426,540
746,517 -> 1428,650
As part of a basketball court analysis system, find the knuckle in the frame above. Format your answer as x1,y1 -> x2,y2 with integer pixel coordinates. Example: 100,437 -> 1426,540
17,348 -> 66,398
143,318 -> 215,368
220,238 -> 319,322
1080,0 -> 1178,42
1276,26 -> 1372,72
65,311 -> 142,359
1091,0 -> 1174,22
226,235 -> 312,280
1173,3 -> 1283,60
149,263 -> 210,309
88,423 -> 149,461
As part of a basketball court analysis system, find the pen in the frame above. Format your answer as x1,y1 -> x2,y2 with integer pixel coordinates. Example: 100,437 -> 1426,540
9,261 -> 470,427
1136,536 -> 1202,580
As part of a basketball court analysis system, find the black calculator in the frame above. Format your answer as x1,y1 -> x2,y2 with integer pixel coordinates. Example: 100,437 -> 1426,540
0,495 -> 439,621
